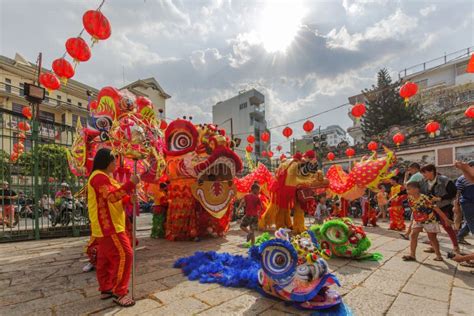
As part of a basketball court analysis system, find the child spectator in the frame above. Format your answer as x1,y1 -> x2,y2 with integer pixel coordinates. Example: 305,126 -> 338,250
376,185 -> 388,221
238,183 -> 263,245
402,181 -> 450,262
315,195 -> 328,224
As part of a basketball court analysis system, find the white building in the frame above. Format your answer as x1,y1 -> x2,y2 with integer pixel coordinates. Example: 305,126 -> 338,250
347,48 -> 474,144
212,89 -> 268,161
306,125 -> 348,147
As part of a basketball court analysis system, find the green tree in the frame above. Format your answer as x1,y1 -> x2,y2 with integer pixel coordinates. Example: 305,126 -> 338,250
0,150 -> 12,183
361,68 -> 423,139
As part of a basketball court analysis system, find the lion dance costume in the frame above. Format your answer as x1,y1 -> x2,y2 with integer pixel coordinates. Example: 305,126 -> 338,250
388,184 -> 406,231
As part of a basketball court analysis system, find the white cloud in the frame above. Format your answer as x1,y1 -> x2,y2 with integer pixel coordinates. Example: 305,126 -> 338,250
420,4 -> 437,17
326,9 -> 418,50
342,0 -> 387,16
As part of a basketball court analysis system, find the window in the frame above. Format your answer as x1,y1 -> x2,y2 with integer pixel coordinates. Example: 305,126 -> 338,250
61,113 -> 66,125
67,98 -> 72,104
239,102 -> 247,110
5,78 -> 11,93
78,102 -> 82,107
80,116 -> 87,126
19,83 -> 24,96
39,111 -> 54,123
12,103 -> 24,113
250,117 -> 254,126
45,91 -> 50,103
57,95 -> 61,106
72,114 -> 78,127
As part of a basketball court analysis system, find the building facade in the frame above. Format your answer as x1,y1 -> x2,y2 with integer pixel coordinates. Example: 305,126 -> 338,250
0,53 -> 170,154
212,89 -> 269,162
291,124 -> 347,154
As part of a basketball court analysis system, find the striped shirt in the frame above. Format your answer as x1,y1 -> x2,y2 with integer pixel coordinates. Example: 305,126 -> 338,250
455,175 -> 474,204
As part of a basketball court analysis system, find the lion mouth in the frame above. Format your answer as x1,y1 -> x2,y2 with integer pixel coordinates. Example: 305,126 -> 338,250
197,188 -> 234,213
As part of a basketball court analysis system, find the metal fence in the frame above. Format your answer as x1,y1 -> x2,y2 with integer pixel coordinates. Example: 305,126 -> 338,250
0,110 -> 90,242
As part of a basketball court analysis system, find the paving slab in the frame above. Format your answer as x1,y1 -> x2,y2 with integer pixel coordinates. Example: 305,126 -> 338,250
197,293 -> 276,316
449,286 -> 474,315
342,286 -> 395,316
386,292 -> 449,316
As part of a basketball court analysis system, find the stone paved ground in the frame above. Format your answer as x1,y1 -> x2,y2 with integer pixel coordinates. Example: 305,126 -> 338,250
0,214 -> 473,316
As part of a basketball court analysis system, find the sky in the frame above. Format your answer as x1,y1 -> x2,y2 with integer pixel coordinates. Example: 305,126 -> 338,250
1,0 -> 473,147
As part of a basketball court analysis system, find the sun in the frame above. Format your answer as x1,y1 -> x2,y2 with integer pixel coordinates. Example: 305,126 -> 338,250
257,1 -> 306,53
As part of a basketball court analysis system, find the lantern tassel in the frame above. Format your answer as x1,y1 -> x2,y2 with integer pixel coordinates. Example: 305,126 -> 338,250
404,97 -> 409,107
60,77 -> 68,85
430,132 -> 435,138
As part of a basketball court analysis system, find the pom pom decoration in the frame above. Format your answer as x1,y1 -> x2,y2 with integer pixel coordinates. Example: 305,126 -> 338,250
466,54 -> 474,73
276,145 -> 282,152
52,58 -> 75,84
303,120 -> 314,134
39,72 -> 61,92
261,131 -> 270,143
282,127 -> 293,139
392,132 -> 405,147
367,141 -> 378,152
82,10 -> 112,45
345,148 -> 355,158
327,152 -> 335,161
159,119 -> 168,130
465,105 -> 474,119
22,106 -> 32,120
351,103 -> 366,122
18,121 -> 31,132
267,151 -> 274,158
247,135 -> 255,144
261,150 -> 267,157
246,145 -> 253,153
425,121 -> 440,138
280,154 -> 286,160
66,37 -> 91,63
399,82 -> 418,106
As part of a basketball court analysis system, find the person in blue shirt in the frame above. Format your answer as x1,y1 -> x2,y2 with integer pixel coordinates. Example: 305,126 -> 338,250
456,160 -> 474,246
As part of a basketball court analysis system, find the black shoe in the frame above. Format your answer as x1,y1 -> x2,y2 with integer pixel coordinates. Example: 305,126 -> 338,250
458,239 -> 471,245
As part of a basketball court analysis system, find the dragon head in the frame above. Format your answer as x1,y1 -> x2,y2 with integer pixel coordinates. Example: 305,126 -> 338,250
164,119 -> 243,218
257,230 -> 341,310
278,151 -> 329,189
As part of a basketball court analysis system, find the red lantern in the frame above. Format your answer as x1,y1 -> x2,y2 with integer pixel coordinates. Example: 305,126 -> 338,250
367,141 -> 378,152
425,121 -> 440,138
246,145 -> 253,153
392,132 -> 405,146
18,121 -> 31,132
303,120 -> 314,134
262,150 -> 267,157
327,152 -> 335,161
83,10 -> 112,44
467,54 -> 474,73
48,177 -> 55,183
66,37 -> 91,62
465,106 -> 474,119
268,151 -> 274,158
18,132 -> 26,140
159,120 -> 168,130
399,82 -> 418,106
351,103 -> 366,122
247,135 -> 255,144
282,127 -> 293,139
22,106 -> 32,120
39,72 -> 61,92
52,58 -> 75,84
280,154 -> 286,160
276,145 -> 282,152
261,131 -> 270,143
345,148 -> 355,158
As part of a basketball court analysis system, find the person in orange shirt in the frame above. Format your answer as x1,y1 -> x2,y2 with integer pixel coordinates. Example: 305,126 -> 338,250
88,148 -> 139,307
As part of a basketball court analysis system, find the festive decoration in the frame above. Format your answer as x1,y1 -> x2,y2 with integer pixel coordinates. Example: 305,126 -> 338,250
245,145 -> 253,153
22,106 -> 32,120
425,121 -> 440,138
327,152 -> 335,161
261,131 -> 270,143
399,81 -> 418,106
467,54 -> 474,73
267,151 -> 274,158
326,147 -> 397,201
392,132 -> 405,147
310,218 -> 382,261
66,37 -> 91,62
351,103 -> 366,121
282,127 -> 293,139
276,145 -> 282,152
260,151 -> 329,233
303,120 -> 314,134
247,135 -> 255,144
280,154 -> 286,160
159,119 -> 168,130
345,148 -> 355,158
18,121 -> 31,132
465,105 -> 474,119
39,72 -> 61,92
174,229 -> 343,311
52,58 -> 75,84
367,141 -> 378,152
261,150 -> 267,157
82,10 -> 112,44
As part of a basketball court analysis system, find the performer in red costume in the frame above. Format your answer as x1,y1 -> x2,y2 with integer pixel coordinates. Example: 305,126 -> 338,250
88,148 -> 139,308
388,177 -> 407,231
340,198 -> 349,217
361,191 -> 378,227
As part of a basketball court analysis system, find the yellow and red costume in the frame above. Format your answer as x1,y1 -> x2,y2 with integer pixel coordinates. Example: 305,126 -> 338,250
388,184 -> 406,231
88,170 -> 136,296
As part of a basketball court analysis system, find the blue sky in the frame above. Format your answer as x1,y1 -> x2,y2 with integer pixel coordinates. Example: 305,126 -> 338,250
1,0 -> 473,147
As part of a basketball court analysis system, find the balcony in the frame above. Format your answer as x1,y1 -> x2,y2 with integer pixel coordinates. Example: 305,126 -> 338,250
247,89 -> 265,106
249,106 -> 265,120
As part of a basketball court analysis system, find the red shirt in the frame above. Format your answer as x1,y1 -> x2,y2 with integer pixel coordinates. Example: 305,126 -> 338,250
244,193 -> 262,217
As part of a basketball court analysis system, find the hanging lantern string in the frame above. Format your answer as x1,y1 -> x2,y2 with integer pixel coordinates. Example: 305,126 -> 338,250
60,0 -> 107,60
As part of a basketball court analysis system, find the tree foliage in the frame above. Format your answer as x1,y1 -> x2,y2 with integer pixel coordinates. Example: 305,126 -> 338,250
361,68 -> 423,140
